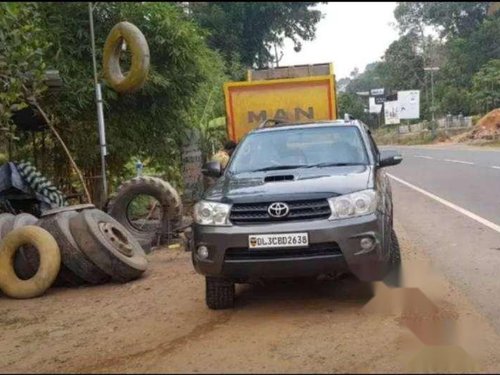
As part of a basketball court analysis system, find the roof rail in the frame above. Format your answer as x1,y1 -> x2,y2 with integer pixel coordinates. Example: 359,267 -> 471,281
257,118 -> 291,129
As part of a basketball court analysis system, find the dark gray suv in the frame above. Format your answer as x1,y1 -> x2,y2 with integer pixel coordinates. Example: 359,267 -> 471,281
192,120 -> 403,309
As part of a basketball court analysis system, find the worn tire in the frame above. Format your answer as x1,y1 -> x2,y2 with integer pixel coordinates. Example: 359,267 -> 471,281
11,213 -> 40,280
0,226 -> 61,299
102,21 -> 150,94
38,211 -> 110,285
0,213 -> 15,240
107,176 -> 183,252
206,277 -> 235,310
69,209 -> 147,282
41,204 -> 95,218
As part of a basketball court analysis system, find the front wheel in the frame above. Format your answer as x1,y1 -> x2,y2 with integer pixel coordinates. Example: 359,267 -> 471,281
206,277 -> 235,310
383,228 -> 402,287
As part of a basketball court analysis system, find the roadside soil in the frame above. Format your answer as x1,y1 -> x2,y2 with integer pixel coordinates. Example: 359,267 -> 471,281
1,222 -> 500,373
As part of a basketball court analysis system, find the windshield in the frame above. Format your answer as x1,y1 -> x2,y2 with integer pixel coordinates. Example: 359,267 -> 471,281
228,126 -> 369,174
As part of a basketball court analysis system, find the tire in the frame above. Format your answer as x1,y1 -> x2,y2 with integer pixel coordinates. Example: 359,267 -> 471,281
0,213 -> 15,240
69,209 -> 147,282
11,213 -> 40,280
102,22 -> 150,94
38,211 -> 110,285
107,176 -> 183,252
384,228 -> 402,288
390,228 -> 401,265
0,226 -> 61,299
205,277 -> 235,310
40,204 -> 95,218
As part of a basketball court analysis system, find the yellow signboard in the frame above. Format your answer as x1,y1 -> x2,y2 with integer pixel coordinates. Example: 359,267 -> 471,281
224,76 -> 337,141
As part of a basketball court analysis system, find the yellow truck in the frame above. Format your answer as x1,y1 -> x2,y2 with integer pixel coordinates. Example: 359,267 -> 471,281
223,63 -> 338,141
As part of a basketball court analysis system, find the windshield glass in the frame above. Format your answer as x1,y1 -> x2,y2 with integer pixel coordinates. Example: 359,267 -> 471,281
228,126 -> 369,174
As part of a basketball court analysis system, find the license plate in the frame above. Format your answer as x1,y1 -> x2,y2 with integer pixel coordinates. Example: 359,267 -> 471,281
248,233 -> 309,249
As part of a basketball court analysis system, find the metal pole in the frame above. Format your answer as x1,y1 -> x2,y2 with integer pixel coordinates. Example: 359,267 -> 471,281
430,69 -> 435,122
89,2 -> 108,206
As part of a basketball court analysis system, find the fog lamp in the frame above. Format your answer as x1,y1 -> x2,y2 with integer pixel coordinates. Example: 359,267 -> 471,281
197,245 -> 209,259
360,237 -> 375,250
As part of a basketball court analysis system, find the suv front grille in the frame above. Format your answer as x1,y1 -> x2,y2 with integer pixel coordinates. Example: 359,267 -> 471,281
230,199 -> 331,225
224,242 -> 342,261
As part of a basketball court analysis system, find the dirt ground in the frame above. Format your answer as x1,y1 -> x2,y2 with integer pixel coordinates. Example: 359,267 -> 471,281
2,222 -> 500,373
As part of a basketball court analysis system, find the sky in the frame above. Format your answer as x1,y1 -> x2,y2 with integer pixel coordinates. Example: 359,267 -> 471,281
280,2 -> 399,79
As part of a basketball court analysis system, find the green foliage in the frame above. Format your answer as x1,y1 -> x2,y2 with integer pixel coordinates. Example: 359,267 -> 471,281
25,2 -> 228,194
470,59 -> 500,113
188,2 -> 324,68
0,3 -> 49,139
344,3 -> 499,123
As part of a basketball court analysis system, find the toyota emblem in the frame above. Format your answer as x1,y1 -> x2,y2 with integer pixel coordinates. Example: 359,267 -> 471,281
268,202 -> 290,218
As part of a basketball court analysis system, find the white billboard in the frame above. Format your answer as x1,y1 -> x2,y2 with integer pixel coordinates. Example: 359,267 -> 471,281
384,100 -> 400,125
369,97 -> 382,113
398,90 -> 420,119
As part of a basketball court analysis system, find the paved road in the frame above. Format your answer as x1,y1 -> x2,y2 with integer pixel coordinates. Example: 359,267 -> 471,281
382,144 -> 500,331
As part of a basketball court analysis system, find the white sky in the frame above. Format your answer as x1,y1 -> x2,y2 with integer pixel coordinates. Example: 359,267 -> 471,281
280,2 -> 399,79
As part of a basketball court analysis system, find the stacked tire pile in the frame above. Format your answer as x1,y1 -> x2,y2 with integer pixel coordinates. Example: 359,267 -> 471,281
0,205 -> 147,299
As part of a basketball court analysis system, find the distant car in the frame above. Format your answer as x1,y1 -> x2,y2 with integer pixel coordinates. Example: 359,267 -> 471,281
191,119 -> 403,309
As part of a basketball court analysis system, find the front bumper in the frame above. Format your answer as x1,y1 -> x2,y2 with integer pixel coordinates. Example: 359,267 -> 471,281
192,212 -> 390,282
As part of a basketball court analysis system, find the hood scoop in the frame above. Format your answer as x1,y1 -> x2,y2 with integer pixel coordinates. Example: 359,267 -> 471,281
264,175 -> 295,183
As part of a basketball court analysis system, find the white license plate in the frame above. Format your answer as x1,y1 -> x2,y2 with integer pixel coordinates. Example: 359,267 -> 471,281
248,233 -> 309,249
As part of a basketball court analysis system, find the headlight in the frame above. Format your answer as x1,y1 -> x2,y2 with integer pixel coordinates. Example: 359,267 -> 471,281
328,189 -> 378,220
193,200 -> 232,226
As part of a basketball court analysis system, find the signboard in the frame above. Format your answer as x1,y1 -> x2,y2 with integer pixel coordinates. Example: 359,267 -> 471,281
370,88 -> 385,96
384,100 -> 400,125
369,97 -> 382,114
181,128 -> 203,203
398,90 -> 420,119
374,96 -> 386,105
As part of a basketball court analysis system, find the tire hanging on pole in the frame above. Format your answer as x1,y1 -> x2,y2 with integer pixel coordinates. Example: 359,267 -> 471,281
102,21 -> 150,94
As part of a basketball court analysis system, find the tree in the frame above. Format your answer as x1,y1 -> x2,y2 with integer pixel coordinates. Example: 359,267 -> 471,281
470,59 -> 500,113
0,3 -> 49,142
188,2 -> 324,69
7,2 -> 228,203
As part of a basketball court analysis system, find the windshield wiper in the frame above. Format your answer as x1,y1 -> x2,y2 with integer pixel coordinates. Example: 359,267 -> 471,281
306,162 -> 364,168
251,164 -> 309,172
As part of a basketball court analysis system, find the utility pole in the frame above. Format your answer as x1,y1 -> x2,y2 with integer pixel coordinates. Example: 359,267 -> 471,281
89,2 -> 108,207
424,66 -> 439,121
424,66 -> 439,135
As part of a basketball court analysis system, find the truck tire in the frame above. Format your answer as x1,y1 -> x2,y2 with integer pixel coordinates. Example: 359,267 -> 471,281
102,21 -> 150,94
40,204 -> 95,217
0,226 -> 61,299
205,277 -> 235,310
69,209 -> 147,282
107,176 -> 183,253
38,211 -> 110,285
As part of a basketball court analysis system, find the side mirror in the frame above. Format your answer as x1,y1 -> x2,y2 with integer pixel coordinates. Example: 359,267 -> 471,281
202,161 -> 223,177
379,150 -> 403,167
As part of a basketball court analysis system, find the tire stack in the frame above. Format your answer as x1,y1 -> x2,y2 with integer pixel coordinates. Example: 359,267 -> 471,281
0,205 -> 148,298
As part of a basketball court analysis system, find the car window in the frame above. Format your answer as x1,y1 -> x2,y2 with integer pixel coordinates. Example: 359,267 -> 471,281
228,126 -> 369,174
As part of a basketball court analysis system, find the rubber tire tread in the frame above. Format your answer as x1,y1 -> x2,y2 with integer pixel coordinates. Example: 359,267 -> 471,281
38,212 -> 110,285
205,277 -> 235,310
107,176 -> 183,252
69,209 -> 147,282
0,226 -> 61,299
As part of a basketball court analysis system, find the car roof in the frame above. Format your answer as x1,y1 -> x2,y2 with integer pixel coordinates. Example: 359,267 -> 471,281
248,119 -> 369,135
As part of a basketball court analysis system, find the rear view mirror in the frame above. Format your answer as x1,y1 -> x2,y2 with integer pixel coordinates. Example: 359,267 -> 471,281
202,161 -> 223,177
379,150 -> 403,167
